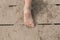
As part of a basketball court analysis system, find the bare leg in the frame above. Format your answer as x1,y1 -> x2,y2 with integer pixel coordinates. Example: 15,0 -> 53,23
24,0 -> 34,27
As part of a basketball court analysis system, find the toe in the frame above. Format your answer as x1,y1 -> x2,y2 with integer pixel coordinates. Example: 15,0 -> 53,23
29,22 -> 34,27
31,23 -> 34,27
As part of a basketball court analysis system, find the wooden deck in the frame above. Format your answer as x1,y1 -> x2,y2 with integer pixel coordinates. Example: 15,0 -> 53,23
0,0 -> 60,40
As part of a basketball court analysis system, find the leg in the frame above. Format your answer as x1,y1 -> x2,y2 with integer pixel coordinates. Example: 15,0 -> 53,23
24,0 -> 34,27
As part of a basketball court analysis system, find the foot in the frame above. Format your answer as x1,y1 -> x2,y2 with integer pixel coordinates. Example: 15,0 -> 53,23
24,8 -> 34,27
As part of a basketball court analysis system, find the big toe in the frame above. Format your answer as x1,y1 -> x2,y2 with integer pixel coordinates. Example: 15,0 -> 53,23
28,22 -> 34,27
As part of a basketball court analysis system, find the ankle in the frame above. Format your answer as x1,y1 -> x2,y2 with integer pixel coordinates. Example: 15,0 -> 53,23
24,6 -> 32,10
24,9 -> 31,14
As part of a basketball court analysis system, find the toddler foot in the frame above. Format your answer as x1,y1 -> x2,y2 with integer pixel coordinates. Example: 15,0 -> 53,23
24,8 -> 34,27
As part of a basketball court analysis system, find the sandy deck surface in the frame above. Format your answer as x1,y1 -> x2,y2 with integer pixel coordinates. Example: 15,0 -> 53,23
0,0 -> 60,40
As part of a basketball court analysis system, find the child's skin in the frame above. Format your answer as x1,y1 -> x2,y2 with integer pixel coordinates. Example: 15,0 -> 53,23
24,0 -> 34,27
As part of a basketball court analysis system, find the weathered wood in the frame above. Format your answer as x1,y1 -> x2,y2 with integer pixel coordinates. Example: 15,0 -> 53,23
46,5 -> 60,23
0,0 -> 60,40
0,0 -> 60,24
43,0 -> 60,4
0,25 -> 43,40
40,25 -> 60,40
0,0 -> 24,24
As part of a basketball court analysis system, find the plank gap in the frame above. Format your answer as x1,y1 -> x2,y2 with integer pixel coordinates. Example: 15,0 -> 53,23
38,23 -> 60,25
55,4 -> 60,6
0,24 -> 14,26
9,5 -> 17,7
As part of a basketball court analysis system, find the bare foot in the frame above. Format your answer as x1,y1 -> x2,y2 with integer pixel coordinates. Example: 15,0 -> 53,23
24,8 -> 34,27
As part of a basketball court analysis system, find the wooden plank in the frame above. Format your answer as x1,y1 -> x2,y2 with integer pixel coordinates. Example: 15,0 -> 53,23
43,0 -> 60,4
46,5 -> 60,23
0,25 -> 43,40
32,3 -> 60,24
40,25 -> 60,40
0,0 -> 24,24
0,0 -> 60,24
